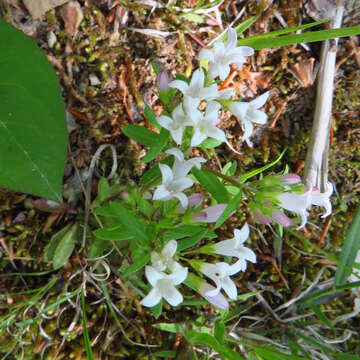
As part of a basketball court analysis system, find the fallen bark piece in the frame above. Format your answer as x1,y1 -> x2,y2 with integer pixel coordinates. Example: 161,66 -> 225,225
22,0 -> 70,20
59,1 -> 84,36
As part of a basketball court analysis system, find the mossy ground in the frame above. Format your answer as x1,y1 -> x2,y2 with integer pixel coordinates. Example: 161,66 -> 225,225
0,0 -> 359,359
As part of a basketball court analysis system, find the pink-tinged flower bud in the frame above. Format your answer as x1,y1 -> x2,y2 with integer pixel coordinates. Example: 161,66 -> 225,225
280,174 -> 302,185
200,283 -> 229,309
254,209 -> 271,225
188,193 -> 203,208
192,204 -> 228,223
215,117 -> 221,125
157,69 -> 170,91
271,209 -> 292,227
120,190 -> 130,201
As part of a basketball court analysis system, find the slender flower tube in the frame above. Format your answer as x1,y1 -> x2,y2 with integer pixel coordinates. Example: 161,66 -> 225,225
192,204 -> 228,223
141,266 -> 188,307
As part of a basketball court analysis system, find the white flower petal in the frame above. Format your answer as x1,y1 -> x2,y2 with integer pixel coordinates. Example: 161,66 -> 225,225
199,48 -> 215,62
189,69 -> 204,92
225,27 -> 238,50
169,79 -> 188,95
251,109 -> 268,124
153,186 -> 172,201
145,266 -> 165,287
229,101 -> 248,120
168,266 -> 188,285
151,252 -> 166,271
241,119 -> 254,140
158,163 -> 173,185
221,277 -> 237,300
234,223 -> 250,245
191,129 -> 207,147
218,65 -> 231,81
163,286 -> 183,306
174,192 -> 189,209
165,148 -> 184,162
162,240 -> 177,258
250,91 -> 270,109
157,115 -> 172,130
206,127 -> 226,143
140,287 -> 162,307
213,238 -> 237,256
183,95 -> 201,112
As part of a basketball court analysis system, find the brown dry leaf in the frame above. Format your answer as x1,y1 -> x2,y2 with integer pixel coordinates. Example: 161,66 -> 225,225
59,1 -> 84,36
22,0 -> 69,19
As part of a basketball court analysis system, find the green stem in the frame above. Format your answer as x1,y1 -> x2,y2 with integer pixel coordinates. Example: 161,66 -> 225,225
202,165 -> 242,188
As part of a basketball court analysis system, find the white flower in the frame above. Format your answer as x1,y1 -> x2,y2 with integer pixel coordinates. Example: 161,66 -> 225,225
153,148 -> 205,208
200,262 -> 241,300
278,182 -> 333,230
141,265 -> 188,307
190,101 -> 226,147
151,240 -> 182,272
229,91 -> 270,140
169,69 -> 226,109
213,223 -> 256,271
165,148 -> 205,178
199,27 -> 254,80
199,282 -> 229,309
157,103 -> 201,145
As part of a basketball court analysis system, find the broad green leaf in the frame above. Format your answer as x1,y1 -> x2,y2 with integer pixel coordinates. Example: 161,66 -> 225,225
0,19 -> 67,202
214,320 -> 225,343
97,177 -> 110,203
122,248 -> 150,277
153,323 -> 183,333
144,104 -> 161,130
81,288 -> 94,360
215,191 -> 243,229
177,229 -> 209,252
142,128 -> 169,163
151,62 -> 161,75
53,223 -> 78,269
44,223 -> 72,262
122,124 -> 160,146
93,226 -> 133,241
201,138 -> 222,149
334,203 -> 360,287
93,202 -> 149,245
192,168 -> 229,203
237,25 -> 360,50
163,224 -> 217,242
250,345 -> 306,360
89,237 -> 109,258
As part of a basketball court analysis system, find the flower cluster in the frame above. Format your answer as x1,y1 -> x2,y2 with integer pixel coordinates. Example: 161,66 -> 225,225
116,26 -> 334,312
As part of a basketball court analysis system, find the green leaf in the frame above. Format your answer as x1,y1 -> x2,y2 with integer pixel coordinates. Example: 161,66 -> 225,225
142,128 -> 169,163
144,105 -> 161,130
153,322 -> 183,333
201,138 -> 222,149
52,223 -> 78,269
152,350 -> 177,358
122,124 -> 160,146
93,225 -> 133,241
181,13 -> 204,23
151,301 -> 162,319
163,224 -> 217,242
192,168 -> 229,203
215,191 -> 243,229
250,345 -> 306,360
185,331 -> 243,360
44,223 -> 72,262
0,19 -> 67,202
214,320 -> 225,343
177,229 -> 209,252
96,177 -> 110,203
151,62 -> 161,75
334,203 -> 360,287
237,149 -> 286,183
93,202 -> 149,245
81,288 -> 94,360
122,248 -> 150,277
237,25 -> 360,50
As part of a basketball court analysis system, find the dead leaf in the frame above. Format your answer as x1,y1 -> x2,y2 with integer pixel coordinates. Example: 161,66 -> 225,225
22,0 -> 70,20
59,1 -> 84,36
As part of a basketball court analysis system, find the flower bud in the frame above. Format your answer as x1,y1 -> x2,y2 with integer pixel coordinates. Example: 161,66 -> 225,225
280,174 -> 302,185
192,204 -> 228,223
157,69 -> 170,91
200,283 -> 229,309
